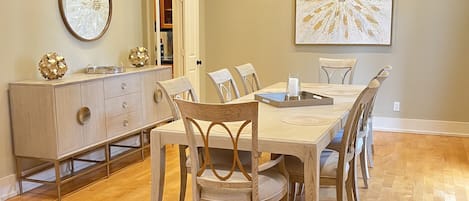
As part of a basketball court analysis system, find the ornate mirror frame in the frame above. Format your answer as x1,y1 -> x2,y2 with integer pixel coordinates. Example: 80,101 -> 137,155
59,0 -> 113,41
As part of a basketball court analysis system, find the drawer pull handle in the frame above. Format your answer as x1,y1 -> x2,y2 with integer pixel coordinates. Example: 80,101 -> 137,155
122,102 -> 128,109
123,120 -> 129,127
77,107 -> 91,125
154,89 -> 163,103
121,83 -> 127,90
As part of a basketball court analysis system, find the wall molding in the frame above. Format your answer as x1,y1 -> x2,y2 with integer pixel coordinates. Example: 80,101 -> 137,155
0,174 -> 17,201
373,116 -> 469,137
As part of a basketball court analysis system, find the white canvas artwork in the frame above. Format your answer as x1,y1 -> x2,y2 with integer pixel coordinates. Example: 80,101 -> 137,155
295,0 -> 393,45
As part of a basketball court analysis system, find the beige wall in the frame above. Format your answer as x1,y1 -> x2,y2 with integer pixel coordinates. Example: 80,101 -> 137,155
203,0 -> 469,122
0,1 -> 145,178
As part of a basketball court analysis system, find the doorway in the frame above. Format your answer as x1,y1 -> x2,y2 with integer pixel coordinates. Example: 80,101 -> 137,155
152,0 -> 201,97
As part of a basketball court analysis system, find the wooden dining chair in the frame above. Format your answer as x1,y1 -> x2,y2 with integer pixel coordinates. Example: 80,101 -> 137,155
365,65 -> 392,168
234,63 -> 262,95
158,77 -> 251,201
284,78 -> 381,201
207,68 -> 241,103
323,67 -> 391,191
156,76 -> 198,201
319,58 -> 357,84
175,99 -> 288,201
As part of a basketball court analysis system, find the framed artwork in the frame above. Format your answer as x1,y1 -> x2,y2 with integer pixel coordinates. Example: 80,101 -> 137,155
295,0 -> 393,45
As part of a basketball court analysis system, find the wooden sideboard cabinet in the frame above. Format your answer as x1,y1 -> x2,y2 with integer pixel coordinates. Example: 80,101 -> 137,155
9,65 -> 172,199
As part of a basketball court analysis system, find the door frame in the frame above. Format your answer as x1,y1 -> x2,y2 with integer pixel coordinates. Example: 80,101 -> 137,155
148,0 -> 201,95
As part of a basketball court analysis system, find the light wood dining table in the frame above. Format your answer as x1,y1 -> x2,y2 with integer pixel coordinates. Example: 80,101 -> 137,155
150,82 -> 365,201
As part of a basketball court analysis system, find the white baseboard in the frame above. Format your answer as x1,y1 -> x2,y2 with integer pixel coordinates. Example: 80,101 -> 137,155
0,174 -> 18,201
373,116 -> 469,137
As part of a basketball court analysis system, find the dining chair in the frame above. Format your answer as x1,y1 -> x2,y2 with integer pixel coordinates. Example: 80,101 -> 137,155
234,63 -> 262,95
365,65 -> 392,168
157,77 -> 250,201
156,76 -> 198,201
325,66 -> 391,189
319,57 -> 357,84
284,78 -> 381,201
207,68 -> 241,103
175,99 -> 288,201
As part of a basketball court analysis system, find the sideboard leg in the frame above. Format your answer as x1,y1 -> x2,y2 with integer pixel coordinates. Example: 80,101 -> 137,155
105,144 -> 110,177
15,157 -> 23,194
54,161 -> 61,201
140,130 -> 145,160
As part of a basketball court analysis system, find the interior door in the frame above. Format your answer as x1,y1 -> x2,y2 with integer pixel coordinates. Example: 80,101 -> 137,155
173,0 -> 200,96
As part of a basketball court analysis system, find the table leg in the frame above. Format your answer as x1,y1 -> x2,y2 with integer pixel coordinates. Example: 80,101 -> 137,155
303,147 -> 320,201
151,133 -> 166,201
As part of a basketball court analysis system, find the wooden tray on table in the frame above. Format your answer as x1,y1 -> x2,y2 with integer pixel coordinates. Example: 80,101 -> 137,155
254,91 -> 333,107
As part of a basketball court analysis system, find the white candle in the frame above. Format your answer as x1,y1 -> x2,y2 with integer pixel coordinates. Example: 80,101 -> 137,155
288,77 -> 299,96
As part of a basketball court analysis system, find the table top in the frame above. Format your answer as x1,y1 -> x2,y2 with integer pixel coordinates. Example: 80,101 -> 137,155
152,82 -> 365,146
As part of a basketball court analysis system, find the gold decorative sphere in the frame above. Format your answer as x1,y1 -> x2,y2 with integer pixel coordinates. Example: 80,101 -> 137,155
38,52 -> 68,80
128,46 -> 149,67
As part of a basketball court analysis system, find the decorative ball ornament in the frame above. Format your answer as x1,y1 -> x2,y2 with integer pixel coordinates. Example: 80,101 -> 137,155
128,47 -> 149,67
38,52 -> 68,80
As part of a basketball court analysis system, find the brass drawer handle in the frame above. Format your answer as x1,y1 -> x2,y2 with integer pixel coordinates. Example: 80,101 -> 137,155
77,107 -> 91,125
153,89 -> 163,103
121,83 -> 127,90
123,120 -> 129,127
122,101 -> 128,109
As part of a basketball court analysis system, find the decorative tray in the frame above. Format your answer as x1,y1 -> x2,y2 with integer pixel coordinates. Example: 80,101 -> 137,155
254,91 -> 333,107
85,66 -> 125,74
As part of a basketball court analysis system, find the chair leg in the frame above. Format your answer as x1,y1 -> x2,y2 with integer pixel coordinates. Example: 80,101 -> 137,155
178,145 -> 188,201
352,158 -> 360,201
367,119 -> 375,168
288,182 -> 296,201
336,176 -> 346,201
346,178 -> 354,201
359,150 -> 369,189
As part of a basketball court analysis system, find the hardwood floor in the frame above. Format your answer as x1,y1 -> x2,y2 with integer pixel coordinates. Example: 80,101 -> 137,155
7,132 -> 469,201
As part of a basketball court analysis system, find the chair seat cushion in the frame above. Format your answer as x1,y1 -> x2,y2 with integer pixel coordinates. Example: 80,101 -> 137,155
198,168 -> 288,201
326,129 -> 364,153
319,150 -> 349,178
284,150 -> 349,180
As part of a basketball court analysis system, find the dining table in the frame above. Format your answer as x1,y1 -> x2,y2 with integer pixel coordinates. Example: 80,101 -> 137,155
150,82 -> 365,201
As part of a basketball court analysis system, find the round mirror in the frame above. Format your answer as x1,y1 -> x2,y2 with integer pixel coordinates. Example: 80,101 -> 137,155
59,0 -> 112,41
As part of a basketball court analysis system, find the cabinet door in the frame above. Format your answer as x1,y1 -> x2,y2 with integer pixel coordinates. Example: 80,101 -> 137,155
55,84 -> 85,156
81,80 -> 107,146
142,68 -> 173,125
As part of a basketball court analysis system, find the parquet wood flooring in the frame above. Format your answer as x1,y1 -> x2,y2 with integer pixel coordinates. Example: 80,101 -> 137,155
7,132 -> 469,201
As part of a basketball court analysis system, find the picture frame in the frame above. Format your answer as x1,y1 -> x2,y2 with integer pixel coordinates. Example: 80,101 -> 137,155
295,0 -> 393,45
59,0 -> 112,41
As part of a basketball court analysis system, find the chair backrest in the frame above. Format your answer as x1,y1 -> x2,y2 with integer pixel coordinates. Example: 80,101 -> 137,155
157,76 -> 198,120
338,78 -> 380,178
319,58 -> 357,84
234,63 -> 262,95
375,65 -> 392,83
365,65 -> 392,120
175,99 -> 260,200
207,68 -> 241,103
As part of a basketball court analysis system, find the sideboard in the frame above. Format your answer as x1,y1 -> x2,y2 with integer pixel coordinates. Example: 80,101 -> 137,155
9,65 -> 173,200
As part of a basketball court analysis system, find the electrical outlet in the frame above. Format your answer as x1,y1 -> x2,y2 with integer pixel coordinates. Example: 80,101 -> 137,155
393,101 -> 400,112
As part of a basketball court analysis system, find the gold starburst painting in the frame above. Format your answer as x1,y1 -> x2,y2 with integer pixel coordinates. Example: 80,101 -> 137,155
296,0 -> 393,45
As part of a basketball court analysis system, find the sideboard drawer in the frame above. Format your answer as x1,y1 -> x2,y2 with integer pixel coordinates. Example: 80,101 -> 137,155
104,74 -> 141,98
105,92 -> 142,118
106,111 -> 142,138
